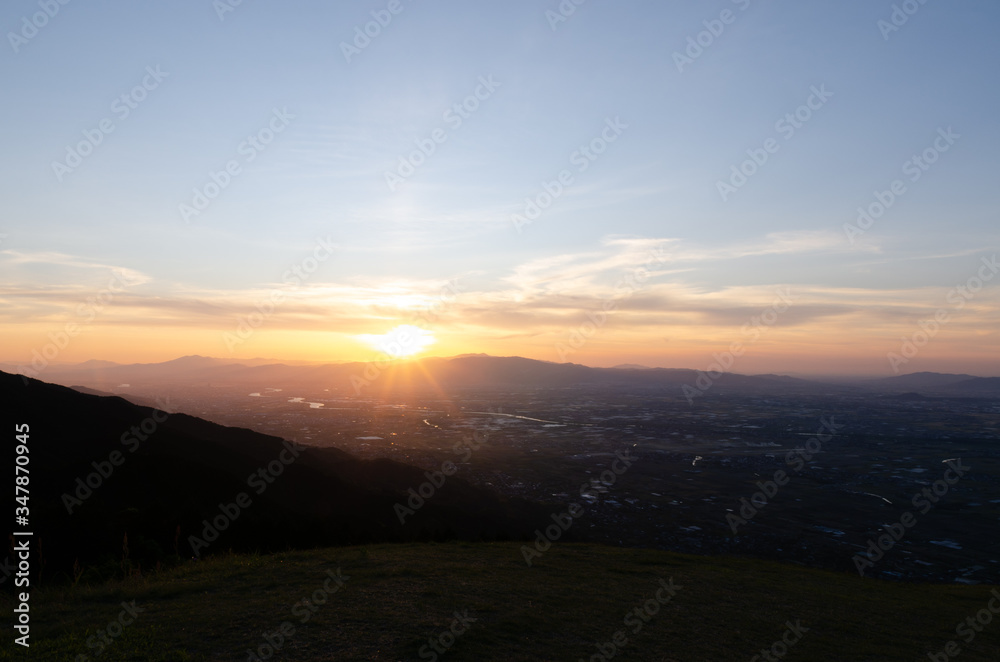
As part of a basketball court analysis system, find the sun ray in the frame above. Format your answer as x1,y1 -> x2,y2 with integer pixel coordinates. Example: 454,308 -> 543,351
356,325 -> 436,358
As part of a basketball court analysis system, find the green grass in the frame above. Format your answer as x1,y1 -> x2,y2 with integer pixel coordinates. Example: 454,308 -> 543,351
2,542 -> 998,661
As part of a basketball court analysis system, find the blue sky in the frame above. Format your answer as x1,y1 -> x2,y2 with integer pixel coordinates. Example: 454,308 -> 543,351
1,0 -> 998,375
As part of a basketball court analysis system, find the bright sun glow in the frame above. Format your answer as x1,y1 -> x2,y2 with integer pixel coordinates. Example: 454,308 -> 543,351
357,325 -> 436,358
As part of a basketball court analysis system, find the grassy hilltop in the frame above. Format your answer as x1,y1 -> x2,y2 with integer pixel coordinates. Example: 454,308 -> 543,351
3,542 -> 998,662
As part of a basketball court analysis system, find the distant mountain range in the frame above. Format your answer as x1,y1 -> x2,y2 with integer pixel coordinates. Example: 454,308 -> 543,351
1,370 -> 543,579
4,355 -> 998,398
869,371 -> 980,389
863,371 -> 1000,394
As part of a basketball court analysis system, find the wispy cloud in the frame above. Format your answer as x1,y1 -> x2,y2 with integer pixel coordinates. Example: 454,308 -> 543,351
0,250 -> 152,286
1,235 -> 995,359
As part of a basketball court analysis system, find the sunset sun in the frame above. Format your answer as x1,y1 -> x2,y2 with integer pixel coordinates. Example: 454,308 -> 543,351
357,325 -> 436,358
4,2 -> 999,656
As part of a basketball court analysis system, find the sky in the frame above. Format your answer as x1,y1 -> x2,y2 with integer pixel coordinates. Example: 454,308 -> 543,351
1,0 -> 998,376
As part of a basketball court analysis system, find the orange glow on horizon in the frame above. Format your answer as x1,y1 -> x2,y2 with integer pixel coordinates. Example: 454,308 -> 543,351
2,311 -> 999,378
